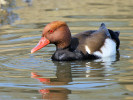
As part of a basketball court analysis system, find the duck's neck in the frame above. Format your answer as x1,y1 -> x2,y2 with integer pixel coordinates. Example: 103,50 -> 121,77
55,38 -> 72,50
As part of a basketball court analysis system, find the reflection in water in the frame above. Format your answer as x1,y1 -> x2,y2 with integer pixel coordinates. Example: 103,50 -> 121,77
0,0 -> 133,99
39,88 -> 71,100
0,0 -> 18,26
125,84 -> 133,99
22,0 -> 32,6
72,52 -> 120,79
31,62 -> 72,100
31,53 -> 119,100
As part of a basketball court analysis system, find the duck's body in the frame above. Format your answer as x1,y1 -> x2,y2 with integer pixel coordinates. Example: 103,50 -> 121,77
31,21 -> 120,61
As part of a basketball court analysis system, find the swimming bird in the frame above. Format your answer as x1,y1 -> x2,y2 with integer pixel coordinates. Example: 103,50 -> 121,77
31,21 -> 120,61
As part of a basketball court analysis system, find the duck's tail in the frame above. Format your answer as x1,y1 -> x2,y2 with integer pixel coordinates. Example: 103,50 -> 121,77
100,23 -> 106,28
99,23 -> 111,38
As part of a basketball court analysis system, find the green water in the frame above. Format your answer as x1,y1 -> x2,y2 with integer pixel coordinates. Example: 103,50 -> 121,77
0,0 -> 133,100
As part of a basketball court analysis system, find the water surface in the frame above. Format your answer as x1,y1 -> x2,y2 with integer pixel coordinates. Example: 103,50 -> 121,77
0,0 -> 133,100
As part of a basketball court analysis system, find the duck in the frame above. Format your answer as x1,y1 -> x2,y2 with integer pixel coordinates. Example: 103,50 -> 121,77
31,21 -> 120,61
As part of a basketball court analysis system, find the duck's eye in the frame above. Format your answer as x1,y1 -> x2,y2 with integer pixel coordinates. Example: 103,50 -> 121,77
49,30 -> 53,33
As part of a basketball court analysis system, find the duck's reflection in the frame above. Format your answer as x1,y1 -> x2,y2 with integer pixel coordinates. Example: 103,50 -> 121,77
72,52 -> 120,78
31,62 -> 72,85
31,62 -> 72,100
31,52 -> 120,99
38,88 -> 71,100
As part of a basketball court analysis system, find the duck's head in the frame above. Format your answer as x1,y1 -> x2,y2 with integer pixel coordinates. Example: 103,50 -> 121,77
31,21 -> 71,53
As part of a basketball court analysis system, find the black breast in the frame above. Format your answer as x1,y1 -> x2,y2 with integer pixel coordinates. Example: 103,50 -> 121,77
51,48 -> 84,61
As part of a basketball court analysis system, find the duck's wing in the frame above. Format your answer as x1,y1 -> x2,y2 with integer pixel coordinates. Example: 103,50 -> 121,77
72,23 -> 110,54
72,23 -> 119,58
73,23 -> 110,39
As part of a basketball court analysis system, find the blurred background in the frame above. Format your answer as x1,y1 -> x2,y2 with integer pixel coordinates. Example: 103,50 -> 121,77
0,0 -> 133,100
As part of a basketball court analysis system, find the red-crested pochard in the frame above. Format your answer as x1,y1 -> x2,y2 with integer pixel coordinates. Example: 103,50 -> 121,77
31,21 -> 120,61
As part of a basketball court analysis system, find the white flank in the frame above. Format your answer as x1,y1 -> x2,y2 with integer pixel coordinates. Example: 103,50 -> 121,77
93,38 -> 116,57
85,45 -> 91,54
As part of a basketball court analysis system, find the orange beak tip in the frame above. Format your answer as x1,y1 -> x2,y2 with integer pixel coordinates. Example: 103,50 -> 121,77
31,50 -> 34,54
30,37 -> 50,54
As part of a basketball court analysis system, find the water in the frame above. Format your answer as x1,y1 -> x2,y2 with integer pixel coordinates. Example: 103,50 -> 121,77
0,0 -> 133,100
